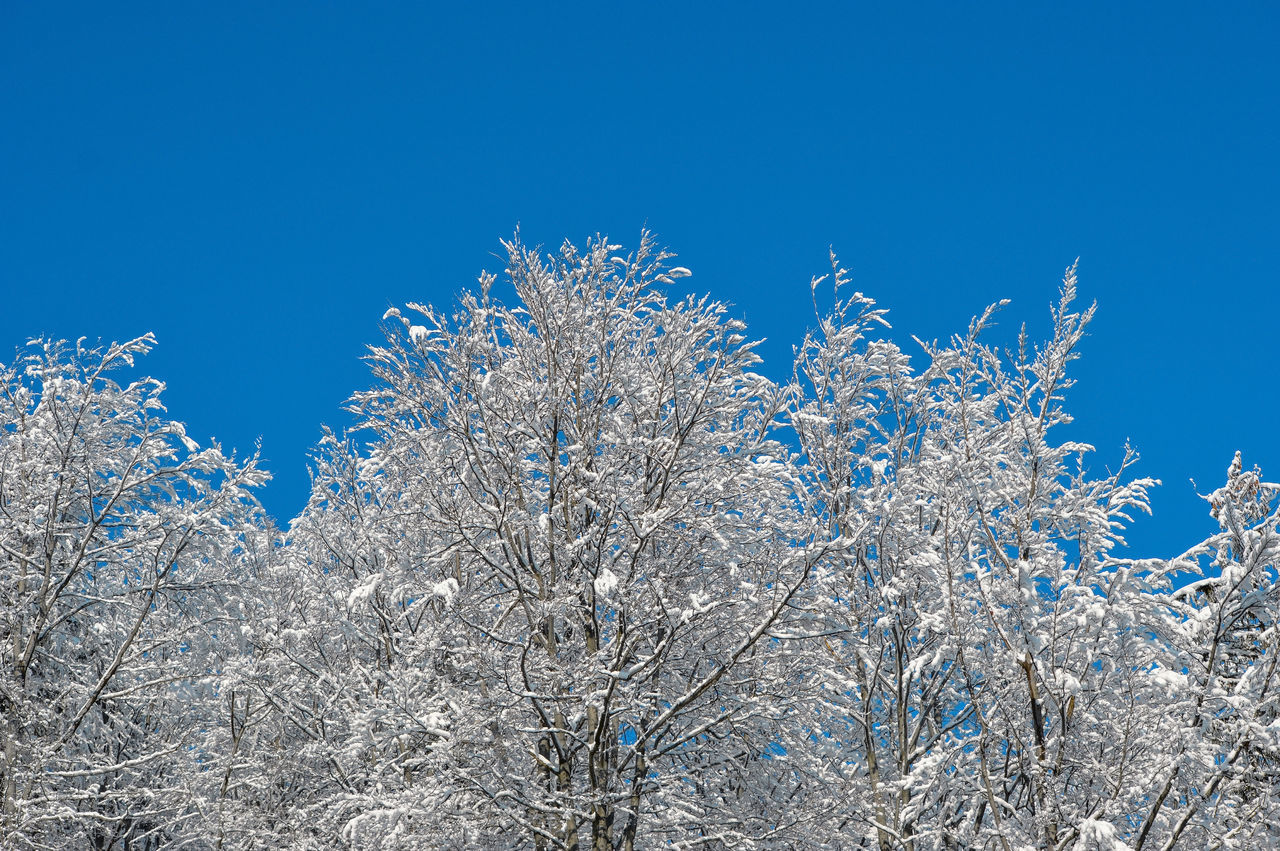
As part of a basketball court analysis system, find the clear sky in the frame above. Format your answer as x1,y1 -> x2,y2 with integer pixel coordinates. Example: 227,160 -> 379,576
3,3 -> 1276,558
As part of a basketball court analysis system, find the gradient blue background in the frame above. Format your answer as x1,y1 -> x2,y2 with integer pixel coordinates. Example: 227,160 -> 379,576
3,3 -> 1276,558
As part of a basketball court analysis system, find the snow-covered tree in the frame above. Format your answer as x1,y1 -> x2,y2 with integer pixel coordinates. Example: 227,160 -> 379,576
1130,453 -> 1280,849
788,259 -> 1280,849
0,335 -> 266,849
6,234 -> 1278,850
255,234 -> 831,849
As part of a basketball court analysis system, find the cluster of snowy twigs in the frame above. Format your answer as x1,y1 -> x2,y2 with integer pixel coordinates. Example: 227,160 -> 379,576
2,235 -> 1277,849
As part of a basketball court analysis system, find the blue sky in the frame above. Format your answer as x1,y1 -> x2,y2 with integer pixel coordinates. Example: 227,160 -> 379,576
2,3 -> 1276,557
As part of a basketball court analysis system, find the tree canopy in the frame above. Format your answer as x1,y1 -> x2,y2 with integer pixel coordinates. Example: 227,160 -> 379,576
3,235 -> 1277,849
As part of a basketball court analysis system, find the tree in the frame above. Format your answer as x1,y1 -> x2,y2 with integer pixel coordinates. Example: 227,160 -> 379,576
786,258 -> 1280,850
788,260 -> 1219,849
1131,453 -> 1280,850
0,335 -> 266,849
259,234 -> 831,849
6,234 -> 1278,850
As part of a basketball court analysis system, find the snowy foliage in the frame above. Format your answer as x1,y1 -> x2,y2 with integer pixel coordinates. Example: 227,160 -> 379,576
0,336 -> 267,849
2,236 -> 1278,849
